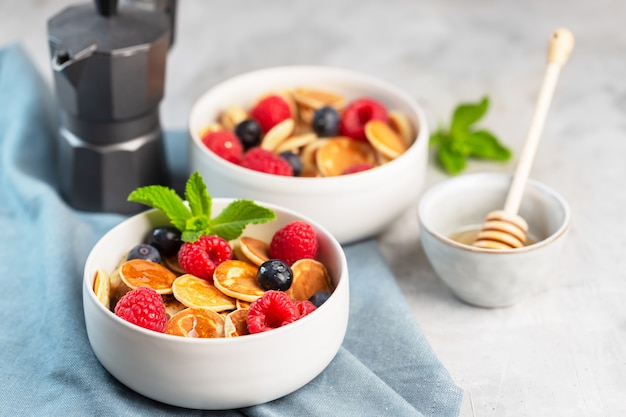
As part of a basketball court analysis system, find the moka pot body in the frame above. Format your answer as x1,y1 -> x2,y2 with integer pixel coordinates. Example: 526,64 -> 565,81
48,2 -> 171,213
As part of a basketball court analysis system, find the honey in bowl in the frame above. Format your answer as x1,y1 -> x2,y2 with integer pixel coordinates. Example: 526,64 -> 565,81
450,225 -> 537,247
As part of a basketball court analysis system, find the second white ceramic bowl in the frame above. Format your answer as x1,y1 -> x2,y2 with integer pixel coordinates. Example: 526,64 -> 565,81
188,66 -> 429,244
418,173 -> 571,308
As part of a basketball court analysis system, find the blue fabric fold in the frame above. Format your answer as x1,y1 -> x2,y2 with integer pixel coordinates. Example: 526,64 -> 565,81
0,44 -> 463,416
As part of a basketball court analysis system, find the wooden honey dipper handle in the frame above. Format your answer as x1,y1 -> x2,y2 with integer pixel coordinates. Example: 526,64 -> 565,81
473,29 -> 574,250
503,28 -> 574,214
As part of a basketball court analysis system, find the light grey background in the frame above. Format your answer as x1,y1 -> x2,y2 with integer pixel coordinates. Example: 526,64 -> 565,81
2,1 -> 625,415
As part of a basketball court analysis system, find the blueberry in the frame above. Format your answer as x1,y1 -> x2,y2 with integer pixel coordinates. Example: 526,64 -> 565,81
279,151 -> 303,176
127,244 -> 162,263
234,119 -> 262,150
309,291 -> 331,307
257,259 -> 293,291
147,226 -> 182,257
312,106 -> 340,137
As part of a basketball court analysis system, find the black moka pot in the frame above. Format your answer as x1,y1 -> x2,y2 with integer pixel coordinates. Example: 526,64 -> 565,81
48,0 -> 176,213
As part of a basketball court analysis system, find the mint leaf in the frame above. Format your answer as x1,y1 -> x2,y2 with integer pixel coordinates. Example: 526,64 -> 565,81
210,199 -> 277,241
438,141 -> 466,175
127,171 -> 276,242
449,130 -> 473,157
466,130 -> 512,160
128,185 -> 190,231
450,96 -> 489,136
429,125 -> 446,148
429,96 -> 511,175
182,216 -> 211,242
185,171 -> 212,217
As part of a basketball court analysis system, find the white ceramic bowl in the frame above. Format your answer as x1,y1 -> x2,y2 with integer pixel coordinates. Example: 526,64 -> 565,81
83,199 -> 349,409
418,173 -> 571,308
188,66 -> 429,244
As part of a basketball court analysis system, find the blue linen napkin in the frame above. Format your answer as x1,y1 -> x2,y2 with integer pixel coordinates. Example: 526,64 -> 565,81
0,44 -> 463,416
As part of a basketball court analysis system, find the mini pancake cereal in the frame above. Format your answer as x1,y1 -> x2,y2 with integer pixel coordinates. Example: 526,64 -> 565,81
172,274 -> 236,312
198,87 -> 418,177
96,230 -> 335,338
224,309 -> 250,338
165,308 -> 225,338
213,260 -> 266,302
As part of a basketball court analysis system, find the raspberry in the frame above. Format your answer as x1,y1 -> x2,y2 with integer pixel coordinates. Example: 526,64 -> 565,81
339,98 -> 388,142
241,147 -> 293,176
342,163 -> 375,175
114,287 -> 167,333
250,95 -> 291,133
295,300 -> 317,318
269,221 -> 318,266
247,291 -> 299,334
202,130 -> 244,164
178,235 -> 233,281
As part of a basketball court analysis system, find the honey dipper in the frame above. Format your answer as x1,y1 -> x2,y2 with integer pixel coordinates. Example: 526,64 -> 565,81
472,28 -> 574,250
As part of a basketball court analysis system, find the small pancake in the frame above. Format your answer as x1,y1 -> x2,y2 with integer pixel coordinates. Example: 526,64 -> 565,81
93,269 -> 110,309
316,137 -> 377,176
375,150 -> 393,165
232,241 -> 248,262
260,118 -> 295,151
213,260 -> 265,302
274,133 -> 317,154
162,294 -> 188,319
300,138 -> 328,177
286,259 -> 334,301
224,309 -> 250,338
364,120 -> 408,159
219,105 -> 248,131
388,110 -> 416,146
109,268 -> 122,292
109,281 -> 131,311
239,236 -> 270,266
292,87 -> 346,110
165,308 -> 225,338
119,259 -> 176,294
172,274 -> 236,312
296,104 -> 316,125
236,299 -> 251,310
300,138 -> 328,167
108,254 -> 128,291
163,255 -> 185,275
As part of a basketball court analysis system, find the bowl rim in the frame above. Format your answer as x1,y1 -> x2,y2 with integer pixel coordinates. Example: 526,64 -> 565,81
83,198 -> 349,345
418,172 -> 571,254
187,64 -> 429,186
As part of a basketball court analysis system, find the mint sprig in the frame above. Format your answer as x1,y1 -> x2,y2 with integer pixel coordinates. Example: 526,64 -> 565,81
430,96 -> 512,175
128,171 -> 276,242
